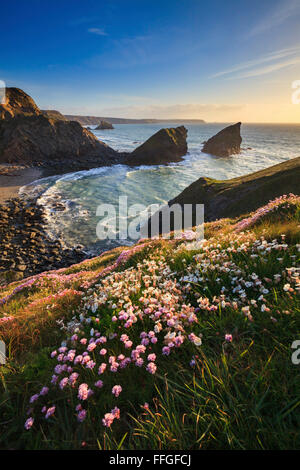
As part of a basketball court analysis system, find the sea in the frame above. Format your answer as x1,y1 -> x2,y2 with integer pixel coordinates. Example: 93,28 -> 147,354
20,123 -> 300,254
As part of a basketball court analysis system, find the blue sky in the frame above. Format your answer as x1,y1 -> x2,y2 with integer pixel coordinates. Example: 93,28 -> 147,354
1,0 -> 300,121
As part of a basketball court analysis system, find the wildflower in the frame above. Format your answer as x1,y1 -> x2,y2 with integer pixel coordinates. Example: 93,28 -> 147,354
146,362 -> 157,374
95,380 -> 103,388
45,406 -> 56,419
24,417 -> 34,430
98,363 -> 107,374
40,387 -> 49,396
111,406 -> 120,419
29,394 -> 39,404
59,377 -> 69,390
112,385 -> 122,397
78,383 -> 90,401
225,334 -> 233,342
102,413 -> 115,427
77,409 -> 87,422
147,353 -> 156,362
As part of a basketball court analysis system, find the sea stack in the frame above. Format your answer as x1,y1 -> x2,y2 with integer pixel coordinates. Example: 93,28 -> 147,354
202,122 -> 242,157
95,120 -> 114,130
125,126 -> 188,166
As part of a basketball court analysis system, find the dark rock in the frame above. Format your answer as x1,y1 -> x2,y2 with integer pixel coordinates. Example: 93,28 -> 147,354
125,126 -> 188,166
202,122 -> 242,157
95,120 -> 114,130
0,88 -> 119,166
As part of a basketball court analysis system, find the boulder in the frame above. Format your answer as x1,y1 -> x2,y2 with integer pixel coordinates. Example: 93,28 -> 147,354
202,122 -> 242,157
125,126 -> 188,166
95,120 -> 114,130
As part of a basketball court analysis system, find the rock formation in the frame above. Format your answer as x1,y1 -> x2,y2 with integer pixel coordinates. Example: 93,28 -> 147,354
202,122 -> 242,157
0,88 -> 190,170
125,126 -> 188,166
0,88 -> 119,168
95,120 -> 114,130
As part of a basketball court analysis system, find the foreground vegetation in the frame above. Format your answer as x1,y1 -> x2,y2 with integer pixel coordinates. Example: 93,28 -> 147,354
0,194 -> 299,450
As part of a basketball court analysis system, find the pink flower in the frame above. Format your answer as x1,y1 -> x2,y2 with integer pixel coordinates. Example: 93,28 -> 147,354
112,385 -> 122,397
29,394 -> 39,403
147,353 -> 156,362
98,363 -> 107,375
111,406 -> 120,419
59,377 -> 69,390
100,348 -> 107,355
225,334 -> 233,343
69,372 -> 79,386
146,362 -> 157,374
95,380 -> 103,388
102,413 -> 114,427
77,409 -> 87,422
135,358 -> 144,367
87,343 -> 96,352
24,417 -> 34,430
45,406 -> 56,419
78,383 -> 90,401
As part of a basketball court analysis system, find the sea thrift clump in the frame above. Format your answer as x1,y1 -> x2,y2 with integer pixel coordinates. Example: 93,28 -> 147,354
22,229 -> 300,438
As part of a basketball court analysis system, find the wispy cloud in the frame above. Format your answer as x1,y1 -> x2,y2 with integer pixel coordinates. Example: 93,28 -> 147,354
211,46 -> 300,80
88,28 -> 107,36
248,0 -> 300,37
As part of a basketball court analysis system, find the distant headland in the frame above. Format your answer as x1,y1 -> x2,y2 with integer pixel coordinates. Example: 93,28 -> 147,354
64,115 -> 206,125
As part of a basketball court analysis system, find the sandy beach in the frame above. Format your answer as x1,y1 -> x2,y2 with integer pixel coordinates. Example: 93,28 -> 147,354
0,165 -> 43,203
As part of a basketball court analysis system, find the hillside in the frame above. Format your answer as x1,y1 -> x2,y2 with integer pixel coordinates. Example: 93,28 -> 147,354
168,157 -> 300,223
0,195 -> 299,450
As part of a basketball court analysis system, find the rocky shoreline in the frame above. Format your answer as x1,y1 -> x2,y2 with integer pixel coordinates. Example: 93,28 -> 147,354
0,197 -> 88,284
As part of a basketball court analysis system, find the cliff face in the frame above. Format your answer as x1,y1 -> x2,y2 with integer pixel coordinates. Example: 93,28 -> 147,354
202,122 -> 242,157
125,126 -> 188,166
0,88 -> 118,167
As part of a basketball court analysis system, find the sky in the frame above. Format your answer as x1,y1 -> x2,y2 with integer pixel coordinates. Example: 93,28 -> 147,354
1,0 -> 300,122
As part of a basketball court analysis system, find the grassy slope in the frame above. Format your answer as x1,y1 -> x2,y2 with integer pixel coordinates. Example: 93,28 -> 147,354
0,197 -> 299,450
169,157 -> 300,221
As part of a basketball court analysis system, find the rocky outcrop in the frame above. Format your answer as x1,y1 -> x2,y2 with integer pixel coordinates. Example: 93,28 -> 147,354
0,88 -> 119,168
0,88 -> 41,120
95,120 -> 114,130
145,157 -> 300,235
125,126 -> 188,166
0,88 -> 190,170
202,122 -> 242,157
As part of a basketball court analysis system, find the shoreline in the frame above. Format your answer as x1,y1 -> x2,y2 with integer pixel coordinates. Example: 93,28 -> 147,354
0,165 -> 44,203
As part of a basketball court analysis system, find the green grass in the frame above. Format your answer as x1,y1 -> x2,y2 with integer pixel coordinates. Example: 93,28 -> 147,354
0,199 -> 299,450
